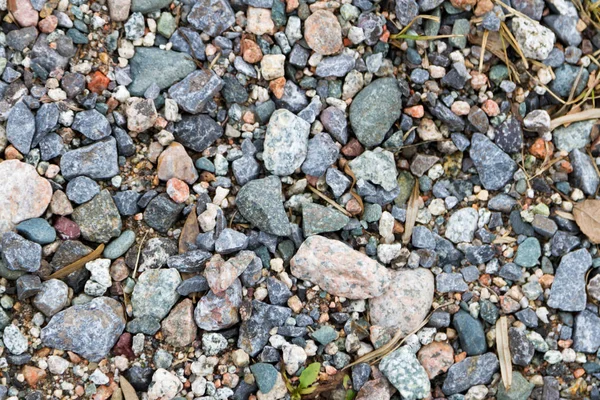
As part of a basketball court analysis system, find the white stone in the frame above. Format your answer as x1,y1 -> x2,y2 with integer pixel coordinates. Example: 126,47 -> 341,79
85,258 -> 112,297
282,343 -> 307,375
260,54 -> 286,81
89,369 -> 109,385
378,211 -> 395,244
3,325 -> 27,355
377,243 -> 403,264
47,355 -> 70,375
148,369 -> 183,400
511,17 -> 555,61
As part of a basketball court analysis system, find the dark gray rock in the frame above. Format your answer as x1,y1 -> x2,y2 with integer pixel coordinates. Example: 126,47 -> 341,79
169,28 -> 206,60
453,310 -> 487,356
41,297 -> 126,362
548,249 -> 592,312
470,133 -> 517,190
72,110 -> 112,141
436,273 -> 468,292
60,137 -> 120,180
6,101 -> 35,155
320,106 -> 348,144
39,133 -> 66,161
175,114 -> 223,152
143,194 -> 185,233
349,78 -> 402,147
315,54 -> 356,78
167,250 -> 212,273
1,232 -> 41,272
267,277 -> 292,305
488,194 -> 517,213
442,353 -> 499,395
187,0 -> 235,37
16,274 -> 42,300
570,148 -> 600,195
32,103 -> 59,148
236,176 -> 291,236
6,27 -> 38,51
494,115 -> 523,154
232,156 -> 260,186
113,190 -> 142,216
273,81 -> 308,113
238,300 -> 292,356
427,102 -> 465,131
509,327 -> 535,366
113,126 -> 136,157
412,226 -> 436,249
168,70 -> 224,114
215,228 -> 248,254
511,0 -> 544,20
544,15 -> 581,46
550,231 -> 580,257
72,190 -> 122,243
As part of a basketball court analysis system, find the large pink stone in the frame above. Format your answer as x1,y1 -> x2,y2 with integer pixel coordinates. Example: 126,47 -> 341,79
290,235 -> 392,299
157,142 -> 198,184
0,160 -> 52,233
369,268 -> 434,337
12,0 -> 39,27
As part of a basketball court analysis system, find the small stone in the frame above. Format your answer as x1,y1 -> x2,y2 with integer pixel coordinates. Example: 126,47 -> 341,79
85,258 -> 112,297
60,138 -> 120,180
1,232 -> 42,273
442,353 -> 499,395
349,150 -> 398,191
187,0 -> 235,36
169,70 -> 223,114
15,218 -> 56,245
470,133 -> 517,190
349,78 -> 402,147
436,273 -> 469,292
572,309 -> 600,353
132,268 -> 181,321
453,310 -> 487,355
4,325 -> 28,355
128,48 -> 196,96
548,249 -> 592,312
148,369 -> 183,400
302,132 -> 339,177
175,114 -> 223,153
302,203 -> 349,236
570,148 -> 600,195
144,194 -> 185,233
304,10 -> 343,55
263,109 -> 310,176
380,347 -> 430,400
511,17 -> 555,60
497,371 -> 535,400
215,228 -> 248,254
552,120 -> 594,152
72,190 -> 121,244
514,237 -> 541,267
65,176 -> 100,205
445,207 -> 478,243
417,342 -> 454,379
108,0 -> 131,21
195,279 -> 242,331
103,230 -> 136,260
6,102 -> 35,155
72,110 -> 111,140
251,363 -> 278,394
236,176 -> 291,236
161,299 -> 197,347
42,297 -> 125,362
290,235 -> 392,299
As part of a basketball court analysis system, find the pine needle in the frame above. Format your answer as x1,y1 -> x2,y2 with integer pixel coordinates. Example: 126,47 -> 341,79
550,108 -> 600,130
132,231 -> 149,280
496,316 -> 513,391
45,244 -> 105,280
479,30 -> 489,72
401,182 -> 420,245
307,185 -> 352,217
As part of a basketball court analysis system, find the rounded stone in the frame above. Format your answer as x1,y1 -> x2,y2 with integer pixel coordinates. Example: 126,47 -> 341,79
304,10 -> 343,55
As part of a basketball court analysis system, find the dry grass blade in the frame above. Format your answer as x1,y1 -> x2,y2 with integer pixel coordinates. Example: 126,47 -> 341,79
396,14 -> 440,36
120,376 -> 140,400
468,32 -> 519,82
492,0 -> 537,23
493,235 -> 517,244
555,210 -> 576,221
307,185 -> 352,217
496,316 -> 512,390
132,231 -> 149,280
550,109 -> 600,130
45,244 -> 104,280
479,30 -> 489,72
500,22 -> 529,69
402,182 -> 420,245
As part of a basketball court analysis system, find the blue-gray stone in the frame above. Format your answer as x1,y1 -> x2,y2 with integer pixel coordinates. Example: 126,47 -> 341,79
549,64 -> 588,98
311,325 -> 338,345
497,371 -> 534,400
326,168 -> 351,198
436,273 -> 468,292
72,110 -> 111,140
177,275 -> 210,296
548,249 -> 592,312
302,203 -> 349,236
442,353 -> 499,395
60,137 -> 119,180
16,219 -> 56,245
509,327 -> 534,366
143,194 -> 185,233
175,114 -> 223,152
514,237 -> 540,267
573,309 -> 600,353
552,120 -> 594,152
302,133 -> 339,177
412,226 -> 437,249
215,228 -> 248,254
131,0 -> 171,13
488,194 -> 517,213
113,190 -> 142,216
32,103 -> 59,148
453,310 -> 487,356
236,176 -> 291,236
103,230 -> 136,259
315,54 -> 356,78
250,363 -> 278,394
1,232 -> 41,272
267,277 -> 292,305
66,176 -> 100,205
570,148 -> 599,195
6,101 -> 35,155
169,28 -> 207,60
544,15 -> 581,46
187,0 -> 235,37
168,70 -> 224,114
470,133 -> 517,190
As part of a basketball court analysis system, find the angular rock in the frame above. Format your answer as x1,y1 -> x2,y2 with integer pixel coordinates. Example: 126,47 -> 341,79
132,268 -> 181,321
72,190 -> 122,243
380,347 -> 430,400
195,279 -> 242,331
349,78 -> 402,147
161,299 -> 197,348
168,70 -> 224,114
301,132 -> 339,177
470,133 -> 517,190
349,150 -> 398,191
174,114 -> 223,153
157,142 -> 199,184
572,309 -> 600,353
290,235 -> 392,299
204,251 -> 254,293
548,249 -> 592,312
72,110 -> 111,141
6,102 -> 35,155
511,17 -> 555,60
236,176 -> 291,236
263,109 -> 310,176
453,310 -> 487,355
302,203 -> 349,236
60,138 -> 120,180
41,297 -> 126,362
32,279 -> 69,317
442,353 -> 499,395
143,194 -> 185,233
187,0 -> 235,37
1,232 -> 42,273
570,148 -> 599,195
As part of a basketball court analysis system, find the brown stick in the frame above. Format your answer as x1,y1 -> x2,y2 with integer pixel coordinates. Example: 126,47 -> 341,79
45,244 -> 105,280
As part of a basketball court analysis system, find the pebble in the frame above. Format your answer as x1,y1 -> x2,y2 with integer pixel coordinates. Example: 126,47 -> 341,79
380,347 -> 431,400
60,138 -> 120,180
15,218 -> 56,245
304,11 -> 343,55
442,353 -> 499,395
511,17 -> 555,60
349,150 -> 398,192
417,342 -> 454,379
453,310 -> 487,355
470,133 -> 518,190
42,297 -> 126,362
4,325 -> 28,355
6,102 -> 35,154
445,207 -> 478,243
263,109 -> 310,176
161,298 -> 197,347
128,48 -> 196,96
290,235 -> 392,299
236,176 -> 291,236
302,203 -> 349,236
72,190 -> 122,243
195,279 -> 242,331
548,249 -> 592,312
132,268 -> 181,322
103,230 -> 136,259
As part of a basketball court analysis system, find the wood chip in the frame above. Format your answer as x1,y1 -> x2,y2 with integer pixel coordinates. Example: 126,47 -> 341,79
573,199 -> 600,243
179,206 -> 200,254
120,376 -> 139,400
44,244 -> 104,281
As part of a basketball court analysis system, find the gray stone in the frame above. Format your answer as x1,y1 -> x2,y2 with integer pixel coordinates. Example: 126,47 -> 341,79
320,106 -> 348,144
427,102 -> 465,131
195,279 -> 242,331
488,194 -> 517,213
302,203 -> 349,236
302,133 -> 339,177
263,109 -> 310,176
169,28 -> 207,60
72,190 -> 122,243
72,110 -> 111,141
494,115 -> 523,154
544,15 -> 581,46
395,0 -> 419,26
570,148 -> 599,195
250,363 -> 278,394
65,177 -> 100,205
315,54 -> 356,78
549,64 -> 588,98
298,96 -> 323,123
6,102 -> 35,155
1,232 -> 41,272
470,133 -> 517,190
187,0 -> 235,37
132,268 -> 181,321
497,371 -> 535,400
103,230 -> 136,259
39,133 -> 66,161
380,347 -> 430,400
436,273 -> 468,292
453,310 -> 487,355
236,176 -> 291,236
274,81 -> 308,113
215,228 -> 248,254
143,194 -> 185,233
548,249 -> 592,312
232,155 -> 260,186
168,70 -> 224,114
60,138 -> 120,180
326,168 -> 351,198
412,226 -> 436,249
6,27 -> 38,51
531,214 -> 557,238
3,325 -> 28,355
113,190 -> 142,216
41,297 -> 126,362
572,309 -> 600,353
442,353 -> 499,395
267,277 -> 292,305
128,47 -> 196,96
33,103 -> 59,148
177,275 -> 210,296
552,120 -> 594,152
16,274 -> 42,300
32,279 -> 69,317
349,78 -> 402,147
175,114 -> 223,153
509,328 -> 535,366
